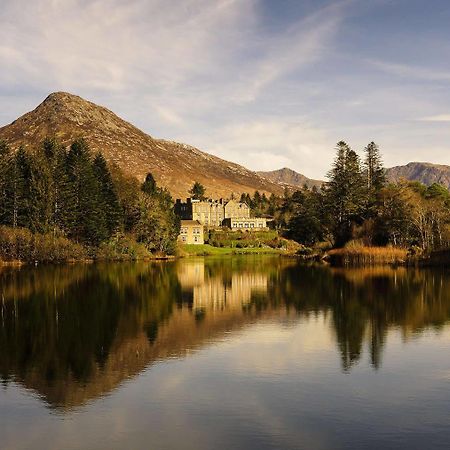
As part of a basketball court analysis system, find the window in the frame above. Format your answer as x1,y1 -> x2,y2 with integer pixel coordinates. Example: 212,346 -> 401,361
194,236 -> 198,242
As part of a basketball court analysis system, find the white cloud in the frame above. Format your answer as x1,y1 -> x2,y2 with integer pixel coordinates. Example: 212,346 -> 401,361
5,0 -> 449,179
419,114 -> 450,122
0,0 -> 350,179
199,119 -> 335,178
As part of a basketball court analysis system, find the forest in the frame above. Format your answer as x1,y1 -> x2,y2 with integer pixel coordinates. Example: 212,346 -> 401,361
0,138 -> 449,264
0,138 -> 179,262
242,141 -> 450,259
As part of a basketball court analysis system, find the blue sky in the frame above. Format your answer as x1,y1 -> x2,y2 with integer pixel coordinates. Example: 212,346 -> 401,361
1,0 -> 450,178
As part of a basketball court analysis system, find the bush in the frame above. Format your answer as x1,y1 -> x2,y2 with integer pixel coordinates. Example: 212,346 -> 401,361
96,233 -> 152,260
0,226 -> 87,263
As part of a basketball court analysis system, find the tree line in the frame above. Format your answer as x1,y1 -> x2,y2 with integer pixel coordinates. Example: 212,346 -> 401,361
0,138 -> 179,259
241,141 -> 450,252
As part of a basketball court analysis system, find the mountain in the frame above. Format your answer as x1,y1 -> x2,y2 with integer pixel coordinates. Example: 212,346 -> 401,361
386,162 -> 450,190
0,92 -> 283,198
259,163 -> 450,191
258,168 -> 324,189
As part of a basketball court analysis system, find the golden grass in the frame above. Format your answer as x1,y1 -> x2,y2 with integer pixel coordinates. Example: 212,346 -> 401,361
328,245 -> 408,266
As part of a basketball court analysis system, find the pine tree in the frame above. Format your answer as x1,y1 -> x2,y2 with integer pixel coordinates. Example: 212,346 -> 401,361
93,153 -> 122,236
65,140 -> 107,245
0,141 -> 11,224
363,142 -> 385,192
2,147 -> 28,228
189,181 -> 206,200
326,141 -> 366,246
363,142 -> 386,218
142,172 -> 157,196
25,151 -> 53,233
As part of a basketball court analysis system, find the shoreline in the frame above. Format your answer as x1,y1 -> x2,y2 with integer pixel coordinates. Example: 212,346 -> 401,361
2,246 -> 449,268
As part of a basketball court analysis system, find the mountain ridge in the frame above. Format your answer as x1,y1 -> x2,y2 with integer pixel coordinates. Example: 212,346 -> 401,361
1,92 -> 448,195
385,162 -> 450,189
257,167 -> 324,189
0,92 -> 284,198
260,163 -> 450,191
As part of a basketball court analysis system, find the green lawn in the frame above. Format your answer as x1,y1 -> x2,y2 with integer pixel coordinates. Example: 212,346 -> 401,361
179,244 -> 285,256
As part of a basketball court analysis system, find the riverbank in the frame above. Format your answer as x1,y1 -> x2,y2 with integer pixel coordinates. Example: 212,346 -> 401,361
317,245 -> 450,267
0,226 -> 176,266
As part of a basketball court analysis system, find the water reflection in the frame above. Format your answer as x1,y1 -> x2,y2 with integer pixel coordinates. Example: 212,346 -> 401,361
0,257 -> 449,409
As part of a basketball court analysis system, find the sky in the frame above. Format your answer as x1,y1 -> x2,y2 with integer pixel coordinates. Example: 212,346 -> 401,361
1,0 -> 450,179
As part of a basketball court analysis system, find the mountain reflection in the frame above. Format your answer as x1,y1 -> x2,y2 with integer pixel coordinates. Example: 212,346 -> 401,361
0,258 -> 449,408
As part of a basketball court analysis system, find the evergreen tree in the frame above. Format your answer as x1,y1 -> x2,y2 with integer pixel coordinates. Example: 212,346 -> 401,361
253,191 -> 262,207
42,139 -> 73,235
142,172 -> 157,196
0,141 -> 11,224
93,153 -> 122,236
25,151 -> 53,233
363,142 -> 385,192
2,147 -> 28,228
65,140 -> 107,245
268,193 -> 278,216
363,142 -> 386,218
189,181 -> 206,200
325,141 -> 366,246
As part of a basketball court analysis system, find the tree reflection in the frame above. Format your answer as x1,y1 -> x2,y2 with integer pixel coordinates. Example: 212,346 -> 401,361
0,259 -> 449,408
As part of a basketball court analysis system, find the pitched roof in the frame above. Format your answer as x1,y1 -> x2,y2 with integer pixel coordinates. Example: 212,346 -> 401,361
180,220 -> 203,226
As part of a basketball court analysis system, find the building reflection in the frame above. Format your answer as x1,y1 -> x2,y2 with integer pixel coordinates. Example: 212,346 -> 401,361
178,259 -> 268,311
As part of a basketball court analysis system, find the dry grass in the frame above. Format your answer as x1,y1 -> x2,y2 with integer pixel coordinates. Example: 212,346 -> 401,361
328,244 -> 408,267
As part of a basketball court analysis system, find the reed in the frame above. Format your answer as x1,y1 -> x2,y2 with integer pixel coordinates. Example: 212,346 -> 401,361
327,244 -> 407,267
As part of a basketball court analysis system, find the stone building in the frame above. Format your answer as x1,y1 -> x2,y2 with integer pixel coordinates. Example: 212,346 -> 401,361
224,200 -> 250,220
175,198 -> 250,227
178,220 -> 204,245
222,217 -> 268,230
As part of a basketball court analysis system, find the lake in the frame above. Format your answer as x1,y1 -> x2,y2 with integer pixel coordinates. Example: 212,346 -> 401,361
0,256 -> 449,450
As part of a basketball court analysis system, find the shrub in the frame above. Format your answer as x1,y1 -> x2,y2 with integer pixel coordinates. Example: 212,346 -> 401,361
96,233 -> 152,260
0,226 -> 87,263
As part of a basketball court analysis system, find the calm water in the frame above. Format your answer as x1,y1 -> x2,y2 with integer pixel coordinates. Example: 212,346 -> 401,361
0,257 -> 449,450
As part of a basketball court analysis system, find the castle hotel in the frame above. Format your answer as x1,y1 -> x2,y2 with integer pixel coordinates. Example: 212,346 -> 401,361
175,198 -> 269,244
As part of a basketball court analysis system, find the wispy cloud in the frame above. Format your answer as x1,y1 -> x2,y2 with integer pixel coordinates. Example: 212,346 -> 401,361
198,118 -> 335,176
368,59 -> 450,82
2,0 -> 449,177
419,114 -> 450,122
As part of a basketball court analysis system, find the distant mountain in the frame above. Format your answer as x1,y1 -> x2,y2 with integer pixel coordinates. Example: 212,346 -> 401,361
257,167 -> 324,190
259,163 -> 450,192
0,92 -> 284,198
386,162 -> 450,190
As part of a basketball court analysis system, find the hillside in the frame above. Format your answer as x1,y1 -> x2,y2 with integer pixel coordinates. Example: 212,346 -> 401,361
386,162 -> 450,190
0,92 -> 283,198
257,167 -> 324,189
